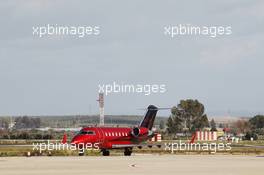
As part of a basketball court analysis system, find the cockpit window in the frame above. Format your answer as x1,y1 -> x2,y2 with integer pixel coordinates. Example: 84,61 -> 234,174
79,130 -> 95,135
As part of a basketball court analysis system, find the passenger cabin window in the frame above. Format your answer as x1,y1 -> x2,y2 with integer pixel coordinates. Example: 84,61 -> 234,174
79,130 -> 95,135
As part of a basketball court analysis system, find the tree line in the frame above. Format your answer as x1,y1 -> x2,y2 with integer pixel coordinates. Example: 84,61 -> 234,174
165,99 -> 264,140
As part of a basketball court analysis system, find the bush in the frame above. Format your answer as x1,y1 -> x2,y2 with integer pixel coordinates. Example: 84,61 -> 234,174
244,131 -> 258,140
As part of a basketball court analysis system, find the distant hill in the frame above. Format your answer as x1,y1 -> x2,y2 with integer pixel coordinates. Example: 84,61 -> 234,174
38,115 -> 168,128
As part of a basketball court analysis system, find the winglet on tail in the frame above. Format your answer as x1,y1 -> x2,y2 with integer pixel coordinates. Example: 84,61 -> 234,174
61,133 -> 67,144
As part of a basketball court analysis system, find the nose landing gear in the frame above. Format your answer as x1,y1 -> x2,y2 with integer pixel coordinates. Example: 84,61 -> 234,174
102,149 -> 110,156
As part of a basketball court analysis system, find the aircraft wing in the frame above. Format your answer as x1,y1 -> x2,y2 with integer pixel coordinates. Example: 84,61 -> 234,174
112,143 -> 162,148
112,144 -> 140,148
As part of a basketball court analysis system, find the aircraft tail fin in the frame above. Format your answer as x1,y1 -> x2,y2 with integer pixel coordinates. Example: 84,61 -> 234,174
139,105 -> 158,130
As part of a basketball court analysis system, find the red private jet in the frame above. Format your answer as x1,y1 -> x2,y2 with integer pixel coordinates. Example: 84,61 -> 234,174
71,105 -> 159,156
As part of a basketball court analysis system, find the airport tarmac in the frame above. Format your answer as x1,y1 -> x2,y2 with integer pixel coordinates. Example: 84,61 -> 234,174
0,155 -> 263,175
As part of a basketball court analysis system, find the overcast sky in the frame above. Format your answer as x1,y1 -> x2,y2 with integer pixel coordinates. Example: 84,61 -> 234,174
0,0 -> 263,117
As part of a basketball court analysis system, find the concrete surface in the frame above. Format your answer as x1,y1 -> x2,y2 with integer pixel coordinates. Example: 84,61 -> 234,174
0,155 -> 263,175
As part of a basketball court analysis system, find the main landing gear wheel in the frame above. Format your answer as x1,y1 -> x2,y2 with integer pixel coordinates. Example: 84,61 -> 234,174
79,152 -> 84,156
102,149 -> 110,156
124,148 -> 132,156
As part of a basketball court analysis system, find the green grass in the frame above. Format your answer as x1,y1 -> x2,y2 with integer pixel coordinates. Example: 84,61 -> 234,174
1,139 -> 264,157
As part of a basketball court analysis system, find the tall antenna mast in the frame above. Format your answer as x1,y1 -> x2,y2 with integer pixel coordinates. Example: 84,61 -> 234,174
98,93 -> 104,126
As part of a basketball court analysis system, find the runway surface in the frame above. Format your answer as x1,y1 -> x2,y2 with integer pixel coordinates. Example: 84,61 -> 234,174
0,155 -> 263,175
